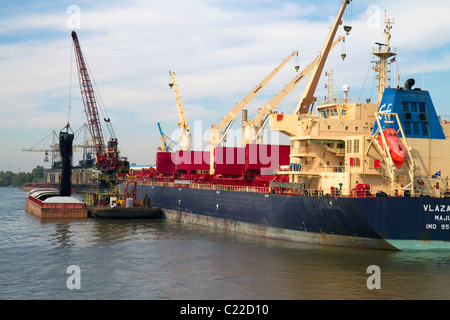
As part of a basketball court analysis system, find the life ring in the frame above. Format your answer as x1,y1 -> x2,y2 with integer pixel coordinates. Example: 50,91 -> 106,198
305,147 -> 310,153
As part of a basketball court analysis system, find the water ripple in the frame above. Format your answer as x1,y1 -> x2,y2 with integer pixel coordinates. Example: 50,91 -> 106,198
1,187 -> 450,299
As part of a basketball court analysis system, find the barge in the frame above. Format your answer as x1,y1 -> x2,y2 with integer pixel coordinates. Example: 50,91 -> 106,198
25,188 -> 87,219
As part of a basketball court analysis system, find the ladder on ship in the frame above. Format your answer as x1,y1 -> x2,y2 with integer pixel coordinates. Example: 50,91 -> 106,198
365,112 -> 415,195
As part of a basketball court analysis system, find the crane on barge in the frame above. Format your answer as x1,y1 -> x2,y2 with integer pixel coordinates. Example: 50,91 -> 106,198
71,31 -> 129,188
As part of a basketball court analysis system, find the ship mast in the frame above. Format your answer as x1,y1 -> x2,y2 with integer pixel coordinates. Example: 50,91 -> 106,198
373,13 -> 396,104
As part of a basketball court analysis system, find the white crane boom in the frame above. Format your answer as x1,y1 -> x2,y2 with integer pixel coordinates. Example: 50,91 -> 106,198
295,0 -> 351,114
244,36 -> 344,145
214,50 -> 299,133
252,37 -> 344,128
209,50 -> 299,173
169,71 -> 191,151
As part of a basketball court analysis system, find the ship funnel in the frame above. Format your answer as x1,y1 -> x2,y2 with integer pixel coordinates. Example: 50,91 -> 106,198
404,78 -> 415,90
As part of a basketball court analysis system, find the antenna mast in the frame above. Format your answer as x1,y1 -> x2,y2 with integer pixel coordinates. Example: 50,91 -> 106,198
373,12 -> 396,104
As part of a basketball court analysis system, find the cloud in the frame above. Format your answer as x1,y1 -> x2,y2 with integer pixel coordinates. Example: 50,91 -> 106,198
2,0 -> 450,171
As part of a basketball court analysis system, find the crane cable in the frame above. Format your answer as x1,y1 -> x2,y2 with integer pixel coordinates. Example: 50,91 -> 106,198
344,1 -> 353,32
84,54 -> 117,140
73,41 -> 117,141
68,41 -> 74,125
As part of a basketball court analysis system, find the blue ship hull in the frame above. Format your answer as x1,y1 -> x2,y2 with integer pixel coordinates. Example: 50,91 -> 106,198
137,184 -> 450,250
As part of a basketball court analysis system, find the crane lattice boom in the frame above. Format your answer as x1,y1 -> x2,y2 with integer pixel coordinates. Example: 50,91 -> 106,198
71,31 -> 122,171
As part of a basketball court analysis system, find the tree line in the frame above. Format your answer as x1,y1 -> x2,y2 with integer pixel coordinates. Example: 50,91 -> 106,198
0,166 -> 45,187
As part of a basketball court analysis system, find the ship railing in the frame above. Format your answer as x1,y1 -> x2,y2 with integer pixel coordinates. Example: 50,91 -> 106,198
142,181 -> 176,188
141,180 -> 450,198
318,97 -> 354,106
320,166 -> 346,173
290,147 -> 315,155
277,165 -> 345,174
192,183 -> 270,194
140,180 -> 270,194
372,46 -> 397,55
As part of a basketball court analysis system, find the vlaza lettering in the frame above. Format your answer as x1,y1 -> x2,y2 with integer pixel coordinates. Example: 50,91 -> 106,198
423,204 -> 450,213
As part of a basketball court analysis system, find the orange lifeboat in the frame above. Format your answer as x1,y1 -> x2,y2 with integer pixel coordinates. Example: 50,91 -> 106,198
377,128 -> 406,169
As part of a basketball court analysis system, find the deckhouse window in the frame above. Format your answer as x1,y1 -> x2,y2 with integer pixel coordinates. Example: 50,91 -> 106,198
402,102 -> 409,112
346,140 -> 352,153
404,122 -> 412,135
419,103 -> 426,112
354,139 -> 360,153
413,122 -> 420,135
421,123 -> 429,136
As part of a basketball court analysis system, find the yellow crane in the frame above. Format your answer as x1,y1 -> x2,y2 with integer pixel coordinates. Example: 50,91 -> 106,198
209,50 -> 298,173
243,36 -> 345,145
295,0 -> 352,115
169,70 -> 191,151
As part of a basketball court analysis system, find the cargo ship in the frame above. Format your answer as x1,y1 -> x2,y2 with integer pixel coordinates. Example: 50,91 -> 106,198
132,1 -> 450,250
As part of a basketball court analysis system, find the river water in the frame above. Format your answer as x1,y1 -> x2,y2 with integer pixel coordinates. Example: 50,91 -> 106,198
1,187 -> 449,301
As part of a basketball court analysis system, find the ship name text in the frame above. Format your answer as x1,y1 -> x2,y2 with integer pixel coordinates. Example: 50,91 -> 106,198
423,204 -> 450,213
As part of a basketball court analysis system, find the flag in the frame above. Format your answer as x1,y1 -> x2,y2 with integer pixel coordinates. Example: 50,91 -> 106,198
432,171 -> 441,178
390,57 -> 396,63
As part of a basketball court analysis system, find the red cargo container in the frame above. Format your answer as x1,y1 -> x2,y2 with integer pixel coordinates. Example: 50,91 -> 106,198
214,147 -> 246,176
175,151 -> 210,174
245,144 -> 290,173
156,152 -> 175,174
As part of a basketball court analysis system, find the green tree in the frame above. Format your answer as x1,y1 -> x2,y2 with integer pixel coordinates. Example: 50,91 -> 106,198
31,166 -> 44,182
0,171 -> 14,186
0,166 -> 45,186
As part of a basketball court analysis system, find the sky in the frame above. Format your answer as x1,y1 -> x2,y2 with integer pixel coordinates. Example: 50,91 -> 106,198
1,0 -> 450,172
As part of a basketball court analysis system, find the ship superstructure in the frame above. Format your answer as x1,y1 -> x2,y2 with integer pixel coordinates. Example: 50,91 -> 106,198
269,13 -> 450,199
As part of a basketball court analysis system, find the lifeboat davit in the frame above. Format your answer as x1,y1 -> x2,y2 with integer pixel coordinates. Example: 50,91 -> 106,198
377,128 -> 407,169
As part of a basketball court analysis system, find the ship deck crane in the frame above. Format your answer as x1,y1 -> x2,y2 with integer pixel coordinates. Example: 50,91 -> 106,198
209,50 -> 298,173
157,122 -> 179,152
71,31 -> 129,181
169,71 -> 191,151
295,0 -> 352,115
243,36 -> 344,145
